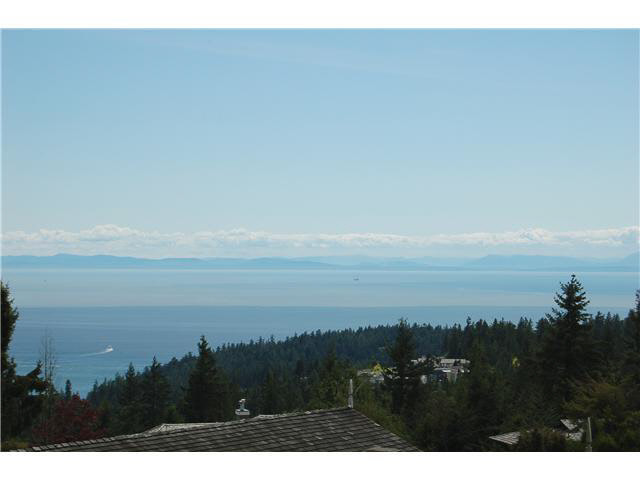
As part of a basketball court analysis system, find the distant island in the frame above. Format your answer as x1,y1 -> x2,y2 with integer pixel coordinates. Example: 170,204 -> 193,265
2,252 -> 638,272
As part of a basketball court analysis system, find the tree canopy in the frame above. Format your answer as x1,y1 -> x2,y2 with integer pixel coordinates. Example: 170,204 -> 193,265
1,282 -> 47,449
182,336 -> 233,422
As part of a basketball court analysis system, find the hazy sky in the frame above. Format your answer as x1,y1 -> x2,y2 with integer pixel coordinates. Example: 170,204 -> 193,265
2,30 -> 638,257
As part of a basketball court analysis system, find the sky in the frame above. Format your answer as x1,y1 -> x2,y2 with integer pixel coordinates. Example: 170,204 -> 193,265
2,29 -> 639,258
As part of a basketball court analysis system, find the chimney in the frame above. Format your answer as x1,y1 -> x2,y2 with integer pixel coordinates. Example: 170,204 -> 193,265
235,398 -> 250,418
348,379 -> 354,408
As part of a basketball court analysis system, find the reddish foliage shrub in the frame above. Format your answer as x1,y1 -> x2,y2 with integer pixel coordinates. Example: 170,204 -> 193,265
32,395 -> 106,446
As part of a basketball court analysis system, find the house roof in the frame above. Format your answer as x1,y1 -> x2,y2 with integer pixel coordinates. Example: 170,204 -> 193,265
560,419 -> 579,431
489,419 -> 585,447
488,431 -> 522,446
17,407 -> 419,452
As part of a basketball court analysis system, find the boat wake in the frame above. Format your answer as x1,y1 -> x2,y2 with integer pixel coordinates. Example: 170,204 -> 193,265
81,345 -> 114,356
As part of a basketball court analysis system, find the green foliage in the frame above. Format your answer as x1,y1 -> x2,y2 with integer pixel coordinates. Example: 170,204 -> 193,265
140,357 -> 171,429
114,363 -> 143,434
307,346 -> 354,410
182,336 -> 234,422
1,281 -> 18,372
164,404 -> 184,424
383,318 -> 431,420
416,278 -> 640,451
566,375 -> 640,451
464,341 -> 507,444
1,281 -> 47,448
64,379 -> 73,401
417,387 -> 473,451
536,275 -> 599,407
354,381 -> 410,442
259,370 -> 286,414
623,291 -> 640,405
514,428 -> 577,452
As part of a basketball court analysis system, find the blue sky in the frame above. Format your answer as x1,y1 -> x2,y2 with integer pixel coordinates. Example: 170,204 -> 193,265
2,30 -> 638,257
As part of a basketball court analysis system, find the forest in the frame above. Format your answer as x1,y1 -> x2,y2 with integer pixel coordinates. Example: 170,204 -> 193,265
2,275 -> 640,451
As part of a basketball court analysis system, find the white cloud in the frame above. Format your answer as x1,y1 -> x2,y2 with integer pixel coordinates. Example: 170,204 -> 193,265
1,224 -> 638,258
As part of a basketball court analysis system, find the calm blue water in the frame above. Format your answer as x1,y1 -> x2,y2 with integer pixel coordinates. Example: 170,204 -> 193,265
3,268 -> 637,395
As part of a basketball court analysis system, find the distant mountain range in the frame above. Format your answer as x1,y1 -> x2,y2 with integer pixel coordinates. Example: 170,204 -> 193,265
2,252 -> 638,272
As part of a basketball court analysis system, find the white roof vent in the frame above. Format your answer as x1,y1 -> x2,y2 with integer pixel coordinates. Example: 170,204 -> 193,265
235,398 -> 250,417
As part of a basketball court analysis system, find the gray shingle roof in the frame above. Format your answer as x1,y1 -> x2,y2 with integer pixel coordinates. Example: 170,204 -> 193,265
488,431 -> 522,446
489,419 -> 585,447
18,408 -> 419,452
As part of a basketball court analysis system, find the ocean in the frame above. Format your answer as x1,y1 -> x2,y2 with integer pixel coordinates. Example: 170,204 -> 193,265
3,268 -> 638,395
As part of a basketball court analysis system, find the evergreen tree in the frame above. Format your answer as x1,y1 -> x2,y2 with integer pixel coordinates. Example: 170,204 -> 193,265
182,336 -> 232,422
1,282 -> 47,448
64,380 -> 73,401
622,290 -> 640,410
536,275 -> 599,407
464,341 -> 505,444
140,357 -> 170,429
308,346 -> 352,409
259,369 -> 284,414
1,282 -> 17,373
417,387 -> 470,451
97,400 -> 113,435
383,319 -> 430,416
566,374 -> 640,451
115,363 -> 142,434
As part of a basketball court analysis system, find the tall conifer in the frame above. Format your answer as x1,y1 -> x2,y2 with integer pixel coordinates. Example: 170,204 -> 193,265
116,363 -> 142,434
623,290 -> 640,406
141,357 -> 170,428
537,275 -> 599,407
182,336 -> 231,422
64,380 -> 73,401
1,282 -> 47,447
383,318 -> 430,416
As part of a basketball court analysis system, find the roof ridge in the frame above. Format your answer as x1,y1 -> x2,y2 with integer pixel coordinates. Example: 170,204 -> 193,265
147,407 -> 353,431
253,406 -> 350,419
133,407 -> 356,438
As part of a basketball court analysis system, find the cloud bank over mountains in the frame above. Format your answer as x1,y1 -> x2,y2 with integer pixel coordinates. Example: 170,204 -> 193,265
1,225 -> 638,258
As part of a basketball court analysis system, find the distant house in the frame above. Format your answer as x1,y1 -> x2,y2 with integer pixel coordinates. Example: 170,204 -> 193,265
359,357 -> 470,385
357,362 -> 385,384
16,407 -> 419,452
418,357 -> 470,384
488,419 -> 584,448
437,357 -> 470,369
